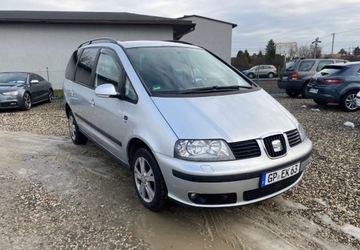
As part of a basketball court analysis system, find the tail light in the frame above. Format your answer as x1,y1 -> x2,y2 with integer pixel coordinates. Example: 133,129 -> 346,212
290,72 -> 298,79
321,79 -> 344,85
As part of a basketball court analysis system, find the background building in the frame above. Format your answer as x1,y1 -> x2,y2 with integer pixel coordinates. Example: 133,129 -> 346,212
0,11 -> 236,89
179,15 -> 237,64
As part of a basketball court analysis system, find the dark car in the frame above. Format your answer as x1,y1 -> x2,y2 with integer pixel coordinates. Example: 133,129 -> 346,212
278,58 -> 347,98
306,62 -> 360,111
0,72 -> 53,110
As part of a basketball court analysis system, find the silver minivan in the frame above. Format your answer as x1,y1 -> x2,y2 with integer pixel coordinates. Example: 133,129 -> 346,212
63,38 -> 312,211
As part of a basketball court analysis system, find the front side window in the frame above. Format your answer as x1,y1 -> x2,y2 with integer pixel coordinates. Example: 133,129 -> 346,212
95,48 -> 123,89
126,46 -> 252,96
75,48 -> 98,88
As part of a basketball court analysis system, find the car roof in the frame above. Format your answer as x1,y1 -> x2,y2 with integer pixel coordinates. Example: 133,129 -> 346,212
118,40 -> 199,49
79,38 -> 200,50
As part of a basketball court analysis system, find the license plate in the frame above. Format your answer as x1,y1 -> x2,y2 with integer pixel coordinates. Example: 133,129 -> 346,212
282,76 -> 288,80
309,88 -> 318,94
260,163 -> 300,187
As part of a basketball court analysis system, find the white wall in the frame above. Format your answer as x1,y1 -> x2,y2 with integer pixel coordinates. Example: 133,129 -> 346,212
0,23 -> 173,89
180,16 -> 234,63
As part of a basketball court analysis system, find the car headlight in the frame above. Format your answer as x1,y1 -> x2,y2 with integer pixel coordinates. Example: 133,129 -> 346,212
174,139 -> 235,161
297,123 -> 307,142
2,91 -> 18,96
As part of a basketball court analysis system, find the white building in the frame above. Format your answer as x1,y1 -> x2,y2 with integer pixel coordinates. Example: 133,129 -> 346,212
0,11 -> 236,89
179,15 -> 237,64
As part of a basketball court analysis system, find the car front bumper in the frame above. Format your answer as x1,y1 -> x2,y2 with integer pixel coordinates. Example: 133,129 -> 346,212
0,94 -> 21,109
156,138 -> 312,207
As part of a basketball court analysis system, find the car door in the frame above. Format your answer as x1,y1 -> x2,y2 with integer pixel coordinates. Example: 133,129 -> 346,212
69,47 -> 99,139
28,74 -> 43,103
90,47 -> 131,160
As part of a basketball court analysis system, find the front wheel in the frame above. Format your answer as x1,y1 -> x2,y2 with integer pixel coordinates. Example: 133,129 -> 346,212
132,148 -> 167,211
340,90 -> 359,112
22,92 -> 32,110
248,73 -> 255,79
68,111 -> 88,144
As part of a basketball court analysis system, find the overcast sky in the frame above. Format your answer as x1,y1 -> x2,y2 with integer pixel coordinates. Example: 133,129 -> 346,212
1,0 -> 360,56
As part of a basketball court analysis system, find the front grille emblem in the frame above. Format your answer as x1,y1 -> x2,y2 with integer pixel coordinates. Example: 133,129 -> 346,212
272,139 -> 283,152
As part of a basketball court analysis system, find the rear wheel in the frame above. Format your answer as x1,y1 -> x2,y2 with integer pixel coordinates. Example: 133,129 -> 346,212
132,148 -> 167,211
68,111 -> 88,144
314,99 -> 327,106
301,84 -> 308,98
22,92 -> 32,110
268,72 -> 274,78
47,89 -> 53,103
340,90 -> 359,112
286,89 -> 300,98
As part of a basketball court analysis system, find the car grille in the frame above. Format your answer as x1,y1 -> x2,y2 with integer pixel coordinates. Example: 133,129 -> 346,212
263,134 -> 287,158
286,129 -> 301,147
228,139 -> 261,160
243,172 -> 302,201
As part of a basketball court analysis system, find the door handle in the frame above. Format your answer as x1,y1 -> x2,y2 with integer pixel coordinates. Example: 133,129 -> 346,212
90,99 -> 95,106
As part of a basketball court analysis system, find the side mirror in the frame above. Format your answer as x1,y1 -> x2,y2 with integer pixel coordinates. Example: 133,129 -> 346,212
95,83 -> 120,98
30,79 -> 39,84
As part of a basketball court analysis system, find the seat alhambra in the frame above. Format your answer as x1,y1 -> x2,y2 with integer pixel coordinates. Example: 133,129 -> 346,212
63,38 -> 312,211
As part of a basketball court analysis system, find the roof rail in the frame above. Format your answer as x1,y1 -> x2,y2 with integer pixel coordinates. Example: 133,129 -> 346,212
78,37 -> 118,48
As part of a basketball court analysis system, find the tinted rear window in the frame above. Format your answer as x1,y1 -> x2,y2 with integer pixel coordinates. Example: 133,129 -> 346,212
319,65 -> 345,75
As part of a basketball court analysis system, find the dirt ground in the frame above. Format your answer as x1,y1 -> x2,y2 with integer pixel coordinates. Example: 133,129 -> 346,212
0,130 -> 358,250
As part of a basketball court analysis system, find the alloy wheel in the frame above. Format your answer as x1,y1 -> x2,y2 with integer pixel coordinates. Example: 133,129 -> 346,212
134,157 -> 156,203
344,93 -> 358,111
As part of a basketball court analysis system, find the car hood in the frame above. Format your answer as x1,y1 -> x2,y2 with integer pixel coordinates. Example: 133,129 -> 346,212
151,89 -> 298,142
0,85 -> 20,93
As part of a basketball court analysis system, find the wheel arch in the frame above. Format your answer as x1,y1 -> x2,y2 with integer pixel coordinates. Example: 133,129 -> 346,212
127,138 -> 154,167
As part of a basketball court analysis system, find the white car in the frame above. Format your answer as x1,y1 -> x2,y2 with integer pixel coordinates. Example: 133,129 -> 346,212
63,38 -> 312,211
357,91 -> 360,108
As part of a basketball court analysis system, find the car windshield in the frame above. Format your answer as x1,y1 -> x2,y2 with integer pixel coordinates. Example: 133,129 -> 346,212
0,73 -> 27,85
126,46 -> 252,95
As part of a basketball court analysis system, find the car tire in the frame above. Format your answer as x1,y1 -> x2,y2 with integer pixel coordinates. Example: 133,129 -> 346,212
47,89 -> 53,103
248,73 -> 255,79
340,90 -> 359,112
286,89 -> 300,98
301,84 -> 308,98
132,148 -> 167,211
68,111 -> 88,145
268,72 -> 274,78
22,92 -> 32,110
314,99 -> 327,106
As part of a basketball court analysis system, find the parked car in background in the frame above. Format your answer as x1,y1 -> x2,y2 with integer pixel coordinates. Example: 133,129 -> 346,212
306,62 -> 360,111
0,72 -> 53,110
64,38 -> 312,211
356,91 -> 360,108
243,65 -> 277,79
278,58 -> 347,98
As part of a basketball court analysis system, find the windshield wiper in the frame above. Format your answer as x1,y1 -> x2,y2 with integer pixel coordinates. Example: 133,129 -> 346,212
178,85 -> 252,94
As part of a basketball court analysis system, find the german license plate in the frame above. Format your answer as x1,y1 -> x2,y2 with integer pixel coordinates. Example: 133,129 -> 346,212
309,88 -> 318,94
260,163 -> 300,187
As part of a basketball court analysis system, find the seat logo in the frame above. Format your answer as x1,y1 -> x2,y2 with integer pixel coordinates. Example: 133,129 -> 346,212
272,139 -> 283,152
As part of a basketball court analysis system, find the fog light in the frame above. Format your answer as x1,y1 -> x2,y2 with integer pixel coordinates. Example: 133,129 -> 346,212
189,193 -> 198,200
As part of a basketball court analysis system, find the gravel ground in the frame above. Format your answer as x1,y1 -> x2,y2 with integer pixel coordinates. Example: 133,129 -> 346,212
0,90 -> 359,248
